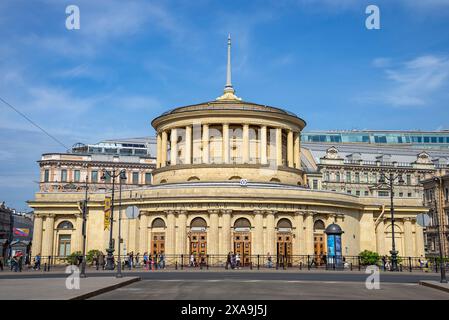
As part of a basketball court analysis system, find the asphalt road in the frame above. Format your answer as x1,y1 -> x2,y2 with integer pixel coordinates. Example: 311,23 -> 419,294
90,278 -> 449,300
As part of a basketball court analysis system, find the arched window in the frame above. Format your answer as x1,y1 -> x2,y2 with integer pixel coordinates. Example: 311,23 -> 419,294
151,218 -> 166,228
234,218 -> 251,228
277,218 -> 292,229
57,221 -> 73,229
187,176 -> 200,181
229,176 -> 242,181
190,217 -> 207,228
160,179 -> 167,184
270,177 -> 281,183
313,220 -> 325,232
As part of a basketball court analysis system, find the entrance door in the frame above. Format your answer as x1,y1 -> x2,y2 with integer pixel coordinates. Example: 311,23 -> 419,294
151,233 -> 165,256
314,233 -> 326,265
233,232 -> 251,266
190,232 -> 207,255
277,233 -> 292,267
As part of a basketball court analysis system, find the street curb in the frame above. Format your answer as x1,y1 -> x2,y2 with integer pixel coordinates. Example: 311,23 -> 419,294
419,281 -> 449,294
70,277 -> 141,300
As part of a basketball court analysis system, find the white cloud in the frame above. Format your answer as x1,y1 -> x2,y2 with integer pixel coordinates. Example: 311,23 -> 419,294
361,55 -> 449,107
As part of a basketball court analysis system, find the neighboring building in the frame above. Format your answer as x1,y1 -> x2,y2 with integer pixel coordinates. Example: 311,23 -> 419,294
302,130 -> 449,150
0,202 -> 13,261
39,137 -> 156,194
422,173 -> 449,258
28,37 -> 429,263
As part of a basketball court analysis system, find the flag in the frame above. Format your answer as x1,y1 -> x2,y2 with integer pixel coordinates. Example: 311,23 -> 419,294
13,228 -> 29,237
104,197 -> 111,230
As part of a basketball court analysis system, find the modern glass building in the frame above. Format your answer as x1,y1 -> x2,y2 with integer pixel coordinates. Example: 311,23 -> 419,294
301,130 -> 449,149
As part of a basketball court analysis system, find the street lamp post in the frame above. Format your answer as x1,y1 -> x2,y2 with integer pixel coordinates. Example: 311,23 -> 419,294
80,175 -> 89,278
101,169 -> 127,274
116,170 -> 126,278
434,175 -> 447,283
377,172 -> 404,271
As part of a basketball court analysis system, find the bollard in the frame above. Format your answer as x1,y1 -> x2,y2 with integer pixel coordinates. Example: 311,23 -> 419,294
207,255 -> 209,270
257,255 -> 260,270
307,255 -> 310,270
409,257 -> 412,272
175,261 -> 178,270
299,262 -> 302,270
181,254 -> 184,270
48,256 -> 51,272
44,263 -> 47,272
358,256 -> 361,271
350,262 -> 353,271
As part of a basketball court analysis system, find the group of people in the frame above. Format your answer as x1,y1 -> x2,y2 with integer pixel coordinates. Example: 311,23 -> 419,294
142,252 -> 166,270
225,252 -> 242,269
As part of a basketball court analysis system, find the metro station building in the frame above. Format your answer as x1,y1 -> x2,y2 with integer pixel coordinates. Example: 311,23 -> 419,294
28,38 -> 436,264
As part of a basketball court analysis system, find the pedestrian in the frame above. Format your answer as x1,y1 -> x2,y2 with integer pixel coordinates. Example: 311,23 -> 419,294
159,253 -> 165,269
129,251 -> 134,269
225,252 -> 231,269
266,253 -> 273,268
94,253 -> 99,270
236,253 -> 241,269
143,252 -> 149,270
231,253 -> 236,269
135,252 -> 140,267
33,253 -> 41,270
18,254 -> 23,272
0,255 -> 4,271
99,252 -> 105,270
382,256 -> 387,271
190,254 -> 195,267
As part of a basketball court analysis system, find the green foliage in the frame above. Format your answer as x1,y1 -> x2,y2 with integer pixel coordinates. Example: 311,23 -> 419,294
359,250 -> 380,265
86,250 -> 103,264
65,251 -> 82,265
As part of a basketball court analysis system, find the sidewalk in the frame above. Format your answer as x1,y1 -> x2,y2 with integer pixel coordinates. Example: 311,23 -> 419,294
0,276 -> 140,300
419,280 -> 449,294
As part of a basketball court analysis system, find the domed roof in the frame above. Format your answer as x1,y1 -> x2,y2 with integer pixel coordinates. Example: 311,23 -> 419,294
325,223 -> 344,234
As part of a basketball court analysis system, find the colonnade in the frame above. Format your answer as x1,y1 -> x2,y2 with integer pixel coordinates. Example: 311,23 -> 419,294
156,124 -> 301,169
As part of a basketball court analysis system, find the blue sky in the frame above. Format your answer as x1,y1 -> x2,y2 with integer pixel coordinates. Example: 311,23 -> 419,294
1,0 -> 449,210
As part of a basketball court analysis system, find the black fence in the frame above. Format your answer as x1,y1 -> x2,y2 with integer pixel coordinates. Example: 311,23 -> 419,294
4,254 -> 448,273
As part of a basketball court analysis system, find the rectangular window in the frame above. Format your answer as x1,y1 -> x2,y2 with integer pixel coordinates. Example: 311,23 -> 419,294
91,170 -> 98,183
408,192 -> 412,197
44,169 -> 49,182
406,174 -> 411,185
104,171 -> 111,183
365,172 -> 369,183
336,172 -> 340,182
312,179 -> 318,190
378,191 -> 389,197
399,192 -> 404,197
355,190 -> 360,196
346,190 -> 352,194
364,191 -> 369,196
61,169 -> 67,182
355,172 -> 360,183
74,170 -> 80,182
145,172 -> 152,185
58,235 -> 71,257
431,137 -> 437,143
424,137 -> 430,143
346,172 -> 351,183
132,172 -> 139,184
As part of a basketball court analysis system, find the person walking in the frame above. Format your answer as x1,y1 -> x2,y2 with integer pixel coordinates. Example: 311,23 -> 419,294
382,256 -> 387,271
225,252 -> 232,270
231,253 -> 236,269
159,253 -> 165,269
129,252 -> 134,269
190,254 -> 195,267
235,253 -> 241,269
143,252 -> 149,270
266,253 -> 273,268
99,252 -> 105,270
135,253 -> 140,267
0,255 -> 4,271
33,253 -> 41,270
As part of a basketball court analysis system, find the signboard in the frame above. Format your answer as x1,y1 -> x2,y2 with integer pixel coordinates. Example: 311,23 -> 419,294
125,205 -> 139,219
13,228 -> 29,237
416,213 -> 431,227
104,197 -> 111,230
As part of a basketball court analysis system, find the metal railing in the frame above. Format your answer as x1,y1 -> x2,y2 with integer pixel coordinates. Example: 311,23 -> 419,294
6,254 -> 448,273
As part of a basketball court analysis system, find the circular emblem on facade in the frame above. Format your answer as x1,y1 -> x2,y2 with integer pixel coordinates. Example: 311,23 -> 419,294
240,179 -> 248,186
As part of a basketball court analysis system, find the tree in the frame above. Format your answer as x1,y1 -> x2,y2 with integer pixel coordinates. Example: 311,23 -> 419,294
359,250 -> 380,266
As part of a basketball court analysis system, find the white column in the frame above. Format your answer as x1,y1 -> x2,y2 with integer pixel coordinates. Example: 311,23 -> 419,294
276,128 -> 283,167
185,126 -> 192,165
404,218 -> 413,257
415,221 -> 425,257
202,124 -> 209,164
161,131 -> 168,167
209,210 -> 219,255
156,132 -> 162,168
260,125 -> 267,165
139,213 -> 148,254
294,212 -> 305,255
166,211 -> 176,255
177,211 -> 187,255
42,214 -> 55,257
254,211 -> 264,255
294,132 -> 301,169
223,124 -> 230,164
287,130 -> 294,168
304,213 -> 314,255
243,124 -> 249,163
170,128 -> 178,166
376,219 -> 386,256
32,214 -> 44,256
265,211 -> 276,256
221,210 -> 232,254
